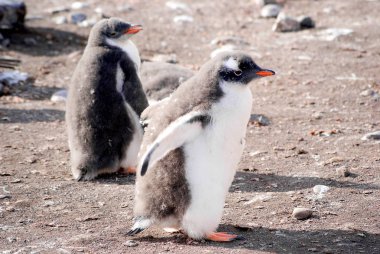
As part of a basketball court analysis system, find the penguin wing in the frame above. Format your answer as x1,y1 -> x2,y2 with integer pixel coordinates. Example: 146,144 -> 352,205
140,112 -> 211,176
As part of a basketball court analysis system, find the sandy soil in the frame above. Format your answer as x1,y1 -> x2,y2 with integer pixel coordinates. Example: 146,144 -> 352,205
1,0 -> 379,253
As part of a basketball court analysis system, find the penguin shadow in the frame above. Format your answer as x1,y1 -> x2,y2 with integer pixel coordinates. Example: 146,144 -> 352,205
129,225 -> 379,253
92,172 -> 136,186
3,26 -> 86,56
231,171 -> 379,193
0,108 -> 64,123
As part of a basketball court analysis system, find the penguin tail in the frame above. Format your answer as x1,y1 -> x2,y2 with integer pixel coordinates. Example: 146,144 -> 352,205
127,217 -> 152,236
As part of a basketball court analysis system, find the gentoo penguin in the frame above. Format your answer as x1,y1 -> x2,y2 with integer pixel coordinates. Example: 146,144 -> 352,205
127,51 -> 275,241
66,18 -> 149,181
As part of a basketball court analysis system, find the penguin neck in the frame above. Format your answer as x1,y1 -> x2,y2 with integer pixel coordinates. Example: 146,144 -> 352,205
105,38 -> 141,72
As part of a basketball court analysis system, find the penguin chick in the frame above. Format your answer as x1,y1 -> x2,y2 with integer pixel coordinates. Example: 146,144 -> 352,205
127,51 -> 275,241
66,18 -> 149,181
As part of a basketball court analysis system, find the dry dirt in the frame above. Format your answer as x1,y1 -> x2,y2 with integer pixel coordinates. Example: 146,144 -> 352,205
1,0 -> 380,253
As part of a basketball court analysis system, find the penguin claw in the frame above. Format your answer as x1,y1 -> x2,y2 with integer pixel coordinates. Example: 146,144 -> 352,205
127,227 -> 144,236
206,232 -> 243,242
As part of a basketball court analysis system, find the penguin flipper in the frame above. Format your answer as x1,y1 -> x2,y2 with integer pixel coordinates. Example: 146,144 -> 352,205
140,112 -> 211,176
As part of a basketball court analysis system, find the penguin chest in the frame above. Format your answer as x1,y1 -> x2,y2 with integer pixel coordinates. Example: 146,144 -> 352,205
184,84 -> 253,196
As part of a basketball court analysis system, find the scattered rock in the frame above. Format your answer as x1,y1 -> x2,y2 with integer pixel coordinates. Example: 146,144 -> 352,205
0,0 -> 27,29
360,89 -> 379,97
75,216 -> 99,222
70,13 -> 87,24
210,36 -> 250,47
52,16 -> 68,25
292,207 -> 313,220
297,15 -> 315,29
0,194 -> 11,199
51,89 -> 68,102
313,185 -> 330,195
173,15 -> 193,24
260,4 -> 282,18
151,54 -> 177,64
336,166 -> 350,177
11,178 -> 22,183
244,193 -> 272,205
361,131 -> 380,141
123,240 -> 139,247
140,61 -> 193,100
273,14 -> 300,32
255,0 -> 286,7
324,156 -> 345,165
46,6 -> 70,14
250,114 -> 271,126
23,37 -> 37,46
0,71 -> 29,87
311,112 -> 323,120
166,1 -> 191,13
117,4 -> 134,12
71,1 -> 88,10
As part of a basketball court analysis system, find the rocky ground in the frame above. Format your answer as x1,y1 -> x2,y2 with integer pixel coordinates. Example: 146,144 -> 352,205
1,0 -> 380,253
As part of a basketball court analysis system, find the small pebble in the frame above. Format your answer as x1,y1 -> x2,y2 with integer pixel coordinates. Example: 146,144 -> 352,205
0,194 -> 11,199
124,240 -> 139,247
24,38 -> 37,46
361,131 -> 380,141
297,16 -> 315,29
71,13 -> 87,24
250,114 -> 271,126
51,89 -> 68,102
52,16 -> 68,25
47,6 -> 70,14
292,207 -> 313,220
11,179 -> 22,183
151,54 -> 177,64
313,185 -> 330,195
336,166 -> 350,177
166,1 -> 191,12
71,2 -> 88,10
173,15 -> 194,24
273,13 -> 300,32
260,4 -> 282,18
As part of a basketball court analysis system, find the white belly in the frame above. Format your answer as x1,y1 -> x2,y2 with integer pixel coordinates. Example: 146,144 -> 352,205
181,82 -> 253,239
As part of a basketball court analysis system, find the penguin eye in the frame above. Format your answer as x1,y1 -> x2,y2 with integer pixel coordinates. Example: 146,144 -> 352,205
234,70 -> 242,76
110,31 -> 117,37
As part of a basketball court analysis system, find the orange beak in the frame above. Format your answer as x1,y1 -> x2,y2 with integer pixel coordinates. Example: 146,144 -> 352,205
256,69 -> 275,77
125,25 -> 143,34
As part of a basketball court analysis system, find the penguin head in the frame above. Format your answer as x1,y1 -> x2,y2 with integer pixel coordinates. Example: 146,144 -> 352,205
88,18 -> 142,46
217,52 -> 275,85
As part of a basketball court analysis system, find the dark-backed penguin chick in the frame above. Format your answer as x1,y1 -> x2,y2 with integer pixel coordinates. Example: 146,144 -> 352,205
127,51 -> 275,241
66,18 -> 149,181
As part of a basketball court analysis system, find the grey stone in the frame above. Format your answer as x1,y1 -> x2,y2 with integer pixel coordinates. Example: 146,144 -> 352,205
70,13 -> 87,24
260,4 -> 282,18
0,0 -> 26,29
250,114 -> 271,126
273,14 -> 301,32
292,207 -> 313,220
46,6 -> 70,14
336,166 -> 350,177
71,1 -> 88,10
255,0 -> 285,7
123,240 -> 138,247
23,37 -> 37,46
297,15 -> 315,29
166,1 -> 191,13
210,36 -> 250,46
361,131 -> 380,141
0,194 -> 11,199
141,61 -> 193,101
313,185 -> 330,195
173,15 -> 193,24
51,89 -> 68,102
151,53 -> 177,64
52,16 -> 68,25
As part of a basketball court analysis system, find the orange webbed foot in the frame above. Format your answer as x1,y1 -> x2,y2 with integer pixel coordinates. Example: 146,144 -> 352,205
206,232 -> 243,242
119,167 -> 136,175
